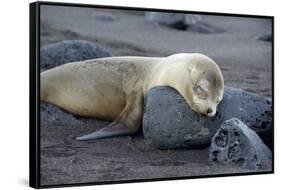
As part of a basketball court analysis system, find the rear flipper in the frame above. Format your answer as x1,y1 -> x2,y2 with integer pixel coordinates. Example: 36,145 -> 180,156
76,121 -> 135,140
76,92 -> 143,141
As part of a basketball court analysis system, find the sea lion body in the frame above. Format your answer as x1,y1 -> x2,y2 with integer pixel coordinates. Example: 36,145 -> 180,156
41,53 -> 224,140
41,57 -> 157,119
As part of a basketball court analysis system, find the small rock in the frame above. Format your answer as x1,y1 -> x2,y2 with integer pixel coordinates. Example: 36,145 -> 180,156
209,118 -> 272,170
40,40 -> 111,71
188,23 -> 225,34
145,12 -> 201,30
144,12 -> 224,34
256,33 -> 272,42
94,13 -> 116,21
185,14 -> 202,25
142,86 -> 272,149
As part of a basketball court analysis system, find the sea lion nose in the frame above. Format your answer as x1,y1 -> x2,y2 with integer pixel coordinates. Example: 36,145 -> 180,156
207,108 -> 213,114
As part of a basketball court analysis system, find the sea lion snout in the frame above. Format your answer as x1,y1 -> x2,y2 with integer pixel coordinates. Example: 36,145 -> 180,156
206,107 -> 216,117
207,108 -> 213,115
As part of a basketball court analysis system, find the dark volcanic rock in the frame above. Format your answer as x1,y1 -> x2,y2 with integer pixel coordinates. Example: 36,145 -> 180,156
188,23 -> 225,34
209,118 -> 272,170
219,87 -> 272,149
142,86 -> 272,149
94,13 -> 116,21
40,40 -> 111,70
145,12 -> 201,30
256,33 -> 272,42
144,12 -> 224,33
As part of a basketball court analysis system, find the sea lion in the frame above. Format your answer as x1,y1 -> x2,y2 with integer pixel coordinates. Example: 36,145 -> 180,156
40,53 -> 224,140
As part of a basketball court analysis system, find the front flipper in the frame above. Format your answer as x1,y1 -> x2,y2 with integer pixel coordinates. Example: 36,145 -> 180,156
76,92 -> 143,141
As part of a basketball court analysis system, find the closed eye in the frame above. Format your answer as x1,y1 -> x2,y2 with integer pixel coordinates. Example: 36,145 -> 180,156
194,85 -> 206,94
197,86 -> 205,93
193,85 -> 208,99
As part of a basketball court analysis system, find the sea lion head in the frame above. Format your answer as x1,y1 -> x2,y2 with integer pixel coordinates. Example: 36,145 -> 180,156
186,55 -> 224,117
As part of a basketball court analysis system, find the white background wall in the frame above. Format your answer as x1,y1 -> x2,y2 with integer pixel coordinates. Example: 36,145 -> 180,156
0,0 -> 279,189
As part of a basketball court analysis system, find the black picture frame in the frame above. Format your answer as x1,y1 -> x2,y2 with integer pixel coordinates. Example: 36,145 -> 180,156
30,1 -> 274,189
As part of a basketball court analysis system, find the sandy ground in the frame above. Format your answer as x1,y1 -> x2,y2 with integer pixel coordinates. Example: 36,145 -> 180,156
39,5 -> 273,186
41,115 -> 256,185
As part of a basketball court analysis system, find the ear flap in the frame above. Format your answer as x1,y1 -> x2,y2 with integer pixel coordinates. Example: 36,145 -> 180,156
188,66 -> 200,85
